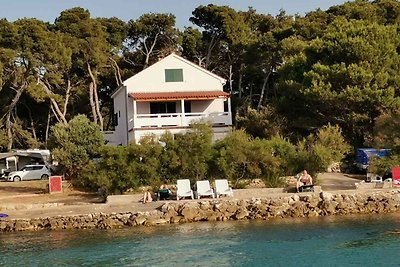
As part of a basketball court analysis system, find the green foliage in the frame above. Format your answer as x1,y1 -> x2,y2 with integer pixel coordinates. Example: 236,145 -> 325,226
172,123 -> 213,184
212,130 -> 282,188
0,128 -> 8,151
372,111 -> 400,153
263,135 -> 298,176
235,106 -> 286,139
83,123 -> 214,194
83,136 -> 164,195
80,123 -> 350,194
368,155 -> 400,177
277,14 -> 400,145
295,124 -> 351,177
49,115 -> 104,179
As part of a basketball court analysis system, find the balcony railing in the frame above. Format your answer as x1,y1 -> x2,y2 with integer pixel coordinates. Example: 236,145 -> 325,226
129,112 -> 231,129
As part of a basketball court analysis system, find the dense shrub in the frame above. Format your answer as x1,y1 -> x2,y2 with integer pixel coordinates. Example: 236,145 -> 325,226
173,123 -> 213,185
295,124 -> 351,177
369,155 -> 400,177
211,130 -> 282,187
73,123 -> 350,194
263,135 -> 298,176
235,106 -> 287,139
366,111 -> 400,176
49,115 -> 104,179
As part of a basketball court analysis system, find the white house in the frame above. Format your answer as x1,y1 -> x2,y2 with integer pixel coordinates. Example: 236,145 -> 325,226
105,53 -> 232,145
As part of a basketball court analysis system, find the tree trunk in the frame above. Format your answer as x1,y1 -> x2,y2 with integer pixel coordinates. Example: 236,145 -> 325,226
39,79 -> 68,125
229,65 -> 233,93
238,64 -> 243,98
45,103 -> 51,147
109,57 -> 123,86
6,112 -> 12,151
4,83 -> 27,151
87,63 -> 103,130
142,33 -> 159,70
26,105 -> 37,142
257,70 -> 272,111
205,34 -> 220,69
63,79 -> 71,117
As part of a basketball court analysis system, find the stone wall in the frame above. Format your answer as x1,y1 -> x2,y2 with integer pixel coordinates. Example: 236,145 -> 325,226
1,189 -> 400,232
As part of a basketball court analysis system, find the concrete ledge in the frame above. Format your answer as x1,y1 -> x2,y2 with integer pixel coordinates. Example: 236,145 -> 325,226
107,194 -> 142,206
355,181 -> 393,190
0,203 -> 64,211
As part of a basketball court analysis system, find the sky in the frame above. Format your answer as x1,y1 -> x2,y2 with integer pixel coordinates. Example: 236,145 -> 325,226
0,0 -> 349,28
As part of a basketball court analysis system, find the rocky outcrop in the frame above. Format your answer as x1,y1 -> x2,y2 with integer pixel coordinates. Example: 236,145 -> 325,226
1,189 -> 400,232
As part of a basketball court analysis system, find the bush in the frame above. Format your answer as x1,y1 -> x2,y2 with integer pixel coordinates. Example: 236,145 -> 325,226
83,136 -> 165,195
212,130 -> 282,187
235,105 -> 286,139
369,155 -> 400,177
173,123 -> 213,185
295,124 -> 351,177
83,124 -> 214,195
49,115 -> 104,179
82,146 -> 138,195
263,135 -> 298,176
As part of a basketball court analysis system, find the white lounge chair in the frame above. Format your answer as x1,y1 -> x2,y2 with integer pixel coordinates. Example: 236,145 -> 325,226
196,180 -> 214,199
176,179 -> 194,200
215,179 -> 233,198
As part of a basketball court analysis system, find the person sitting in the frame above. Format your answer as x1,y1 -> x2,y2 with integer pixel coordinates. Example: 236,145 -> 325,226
158,181 -> 172,200
296,170 -> 313,192
141,189 -> 153,204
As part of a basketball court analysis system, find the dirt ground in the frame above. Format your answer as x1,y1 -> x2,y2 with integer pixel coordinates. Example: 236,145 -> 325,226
317,172 -> 365,191
0,180 -> 102,205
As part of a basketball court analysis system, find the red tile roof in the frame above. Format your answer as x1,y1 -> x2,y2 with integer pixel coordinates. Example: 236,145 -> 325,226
129,91 -> 230,101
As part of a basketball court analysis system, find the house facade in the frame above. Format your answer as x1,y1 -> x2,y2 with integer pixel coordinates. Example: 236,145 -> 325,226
105,53 -> 232,145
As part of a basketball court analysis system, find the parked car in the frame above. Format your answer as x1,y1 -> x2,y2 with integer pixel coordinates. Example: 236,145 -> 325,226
7,165 -> 51,182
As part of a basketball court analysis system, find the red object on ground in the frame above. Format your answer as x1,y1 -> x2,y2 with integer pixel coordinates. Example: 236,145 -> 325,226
49,176 -> 63,193
392,167 -> 400,186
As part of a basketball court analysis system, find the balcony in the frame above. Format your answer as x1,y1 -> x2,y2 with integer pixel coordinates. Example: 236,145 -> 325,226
129,112 -> 231,129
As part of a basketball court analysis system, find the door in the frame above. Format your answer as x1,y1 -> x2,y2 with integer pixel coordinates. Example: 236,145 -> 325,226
31,166 -> 44,180
21,166 -> 34,180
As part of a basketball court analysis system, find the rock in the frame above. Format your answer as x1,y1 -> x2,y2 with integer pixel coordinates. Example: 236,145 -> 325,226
234,210 -> 249,220
14,220 -> 34,231
134,215 -> 147,226
320,191 -> 333,202
145,218 -> 168,226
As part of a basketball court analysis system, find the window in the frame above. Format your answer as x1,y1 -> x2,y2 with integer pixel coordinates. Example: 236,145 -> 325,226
224,100 -> 229,112
113,113 -> 119,126
165,69 -> 183,82
184,101 -> 191,113
33,166 -> 44,170
150,102 -> 176,114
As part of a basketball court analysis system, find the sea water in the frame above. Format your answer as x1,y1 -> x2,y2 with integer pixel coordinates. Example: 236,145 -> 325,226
1,213 -> 400,266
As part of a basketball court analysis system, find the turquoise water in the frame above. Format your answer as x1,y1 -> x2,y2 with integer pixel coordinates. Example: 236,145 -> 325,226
1,214 -> 400,266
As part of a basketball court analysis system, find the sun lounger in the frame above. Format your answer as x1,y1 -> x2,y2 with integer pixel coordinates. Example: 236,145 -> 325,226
196,180 -> 214,199
176,179 -> 194,200
299,184 -> 314,192
215,179 -> 233,198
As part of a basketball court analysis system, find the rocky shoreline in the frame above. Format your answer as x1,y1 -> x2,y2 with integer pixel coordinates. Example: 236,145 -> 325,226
1,189 -> 400,232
